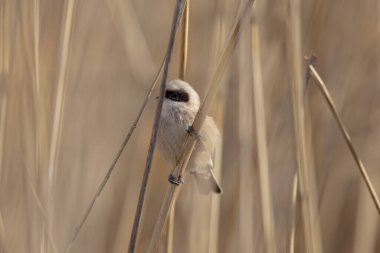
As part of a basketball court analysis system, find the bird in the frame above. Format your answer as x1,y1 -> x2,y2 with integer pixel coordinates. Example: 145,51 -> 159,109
157,79 -> 223,194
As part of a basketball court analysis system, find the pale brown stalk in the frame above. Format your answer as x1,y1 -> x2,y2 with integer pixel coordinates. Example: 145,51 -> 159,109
309,64 -> 380,214
287,1 -> 323,252
24,170 -> 59,253
128,1 -> 187,252
352,184 -> 378,253
0,1 -> 10,252
65,1 -> 187,252
46,3 -> 78,251
148,1 -> 255,252
166,1 -> 190,253
0,211 -> 6,253
32,0 -> 40,178
0,64 -> 8,253
208,146 -> 222,253
287,174 -> 298,253
251,14 -> 277,253
179,0 -> 189,80
104,0 -> 156,81
0,104 -> 6,252
237,14 -> 254,253
63,55 -> 166,253
31,1 -> 46,251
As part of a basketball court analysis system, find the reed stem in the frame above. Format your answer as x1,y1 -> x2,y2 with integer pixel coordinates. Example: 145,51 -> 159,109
148,1 -> 255,252
127,1 -> 187,252
287,1 -> 323,252
309,64 -> 380,215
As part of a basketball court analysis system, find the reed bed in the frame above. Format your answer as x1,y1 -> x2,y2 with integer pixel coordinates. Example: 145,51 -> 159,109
1,0 -> 380,253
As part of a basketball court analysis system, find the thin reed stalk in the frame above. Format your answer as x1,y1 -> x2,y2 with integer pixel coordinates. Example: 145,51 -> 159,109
352,184 -> 378,253
104,0 -> 156,81
207,63 -> 225,253
0,101 -> 6,252
251,14 -> 277,253
206,3 -> 226,252
179,0 -> 189,80
0,1 -> 10,251
47,0 -> 77,191
32,0 -> 40,179
287,174 -> 298,253
0,211 -> 6,253
63,55 -> 166,253
238,14 -> 254,253
309,64 -> 380,214
0,70 -> 7,253
0,64 -> 8,197
287,0 -> 323,252
165,204 -> 175,253
148,1 -> 255,252
0,1 -> 8,253
208,148 -> 222,253
31,2 -> 46,251
46,2 -> 78,252
65,1 -> 188,251
128,1 -> 187,252
24,168 -> 59,253
166,2 -> 190,253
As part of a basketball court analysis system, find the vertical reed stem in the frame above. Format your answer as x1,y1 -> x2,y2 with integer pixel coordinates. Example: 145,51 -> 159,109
127,1 -> 186,252
287,1 -> 323,252
148,1 -> 255,252
166,2 -> 189,253
0,1 -> 9,250
179,0 -> 189,80
288,174 -> 298,253
251,14 -> 277,253
46,0 -> 77,246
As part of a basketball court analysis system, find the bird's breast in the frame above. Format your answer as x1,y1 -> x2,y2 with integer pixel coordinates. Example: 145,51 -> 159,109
158,107 -> 193,166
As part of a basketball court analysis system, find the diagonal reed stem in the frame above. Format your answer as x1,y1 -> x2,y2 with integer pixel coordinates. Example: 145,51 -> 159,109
127,1 -> 187,252
309,64 -> 380,215
63,57 -> 166,253
148,1 -> 255,252
65,2 -> 188,252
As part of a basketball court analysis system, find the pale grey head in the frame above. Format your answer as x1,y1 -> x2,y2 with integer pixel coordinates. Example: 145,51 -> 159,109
163,79 -> 200,114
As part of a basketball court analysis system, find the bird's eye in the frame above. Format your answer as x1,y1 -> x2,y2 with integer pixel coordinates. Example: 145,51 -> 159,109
165,90 -> 189,102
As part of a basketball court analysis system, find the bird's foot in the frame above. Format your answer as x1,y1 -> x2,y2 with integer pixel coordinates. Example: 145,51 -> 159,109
187,125 -> 201,140
168,174 -> 184,186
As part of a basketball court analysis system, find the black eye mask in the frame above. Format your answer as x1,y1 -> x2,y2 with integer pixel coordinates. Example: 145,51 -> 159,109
165,89 -> 190,102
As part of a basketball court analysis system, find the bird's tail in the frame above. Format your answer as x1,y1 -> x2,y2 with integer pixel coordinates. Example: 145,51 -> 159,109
194,171 -> 223,195
209,172 -> 223,194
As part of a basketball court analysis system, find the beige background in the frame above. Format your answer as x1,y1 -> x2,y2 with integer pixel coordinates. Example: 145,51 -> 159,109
0,0 -> 379,252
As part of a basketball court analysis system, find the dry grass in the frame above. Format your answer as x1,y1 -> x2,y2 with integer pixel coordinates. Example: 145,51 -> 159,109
1,0 -> 380,253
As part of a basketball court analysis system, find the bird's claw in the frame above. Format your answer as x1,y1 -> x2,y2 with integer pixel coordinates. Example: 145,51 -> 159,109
187,125 -> 201,139
168,174 -> 184,186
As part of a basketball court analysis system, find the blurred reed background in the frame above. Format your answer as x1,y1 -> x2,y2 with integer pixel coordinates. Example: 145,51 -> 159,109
1,0 -> 380,253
